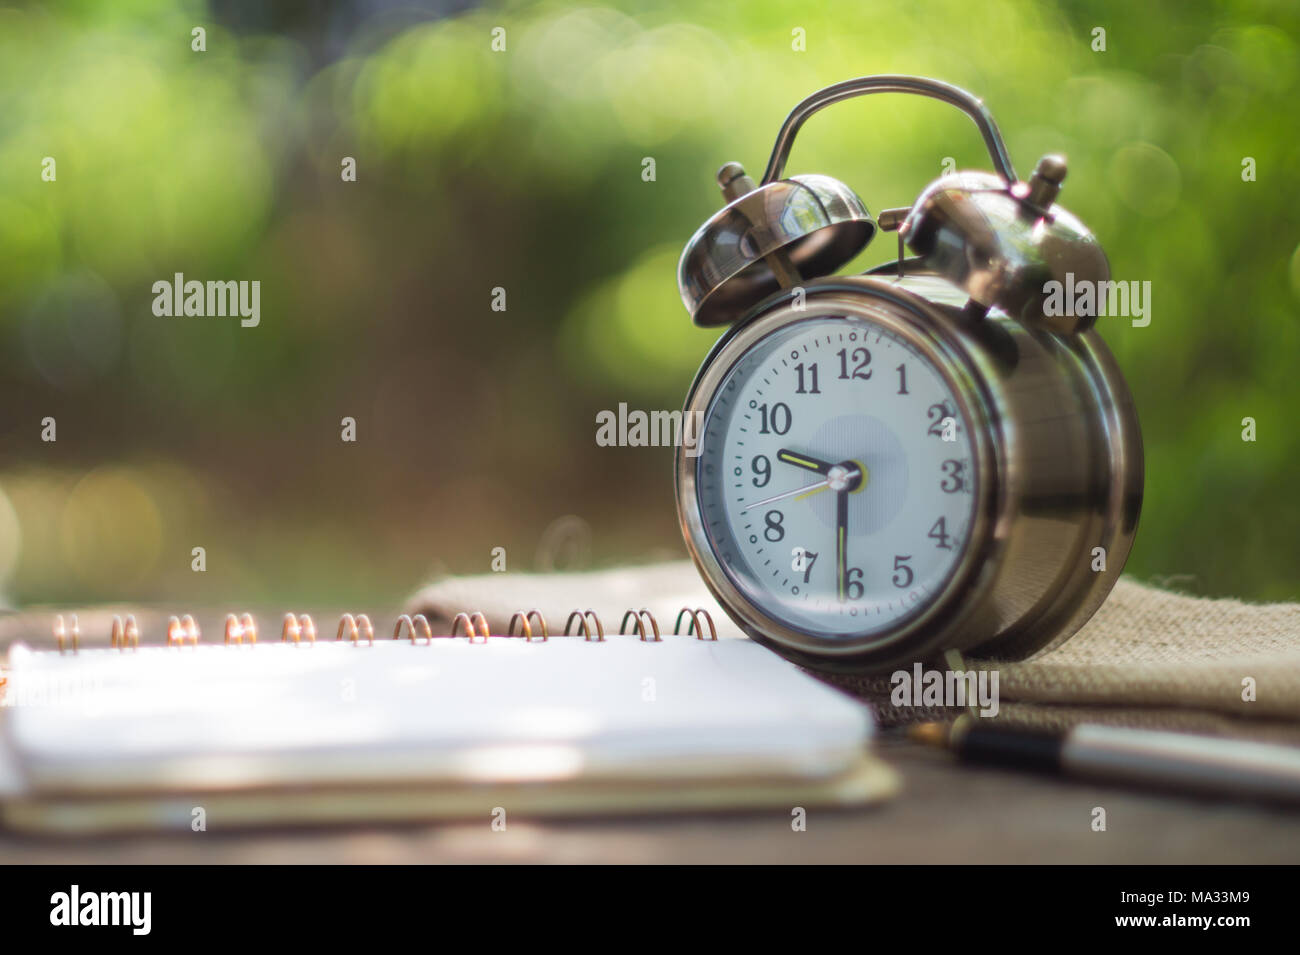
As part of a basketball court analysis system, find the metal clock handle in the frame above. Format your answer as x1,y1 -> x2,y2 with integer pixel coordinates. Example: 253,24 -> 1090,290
759,74 -> 1018,185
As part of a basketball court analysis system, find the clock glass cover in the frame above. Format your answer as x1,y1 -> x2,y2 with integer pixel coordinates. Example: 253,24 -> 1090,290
695,312 -> 978,640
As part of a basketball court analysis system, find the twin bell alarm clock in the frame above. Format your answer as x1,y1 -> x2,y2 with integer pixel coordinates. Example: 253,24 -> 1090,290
674,75 -> 1142,674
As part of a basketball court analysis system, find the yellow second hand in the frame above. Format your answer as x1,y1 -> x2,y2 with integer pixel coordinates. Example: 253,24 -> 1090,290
793,485 -> 831,503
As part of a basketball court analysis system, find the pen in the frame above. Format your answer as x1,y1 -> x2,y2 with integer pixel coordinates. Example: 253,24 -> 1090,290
910,716 -> 1300,804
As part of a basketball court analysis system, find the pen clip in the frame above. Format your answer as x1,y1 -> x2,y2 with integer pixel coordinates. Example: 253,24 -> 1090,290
943,647 -> 981,721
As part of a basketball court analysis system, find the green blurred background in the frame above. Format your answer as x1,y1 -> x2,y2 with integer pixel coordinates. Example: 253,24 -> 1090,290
1,0 -> 1297,609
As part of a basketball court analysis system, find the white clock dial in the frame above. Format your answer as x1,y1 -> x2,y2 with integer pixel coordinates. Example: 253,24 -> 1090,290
696,313 -> 977,639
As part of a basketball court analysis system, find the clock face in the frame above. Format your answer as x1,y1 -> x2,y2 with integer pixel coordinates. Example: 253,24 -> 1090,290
695,311 -> 978,641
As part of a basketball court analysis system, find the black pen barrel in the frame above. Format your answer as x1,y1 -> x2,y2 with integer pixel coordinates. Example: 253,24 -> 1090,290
956,723 -> 1064,773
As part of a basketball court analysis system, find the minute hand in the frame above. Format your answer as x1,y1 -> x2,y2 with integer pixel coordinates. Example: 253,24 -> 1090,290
836,487 -> 849,602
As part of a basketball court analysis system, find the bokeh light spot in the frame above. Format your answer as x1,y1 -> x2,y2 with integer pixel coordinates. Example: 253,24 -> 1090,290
60,467 -> 163,591
1108,142 -> 1181,217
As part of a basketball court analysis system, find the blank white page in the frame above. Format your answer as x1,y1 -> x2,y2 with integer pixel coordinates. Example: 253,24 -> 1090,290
4,637 -> 872,794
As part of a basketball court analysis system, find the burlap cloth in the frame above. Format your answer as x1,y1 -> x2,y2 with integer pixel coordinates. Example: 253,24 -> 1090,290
409,561 -> 1300,744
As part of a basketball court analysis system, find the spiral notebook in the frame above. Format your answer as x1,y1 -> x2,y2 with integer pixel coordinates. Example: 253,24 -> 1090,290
0,604 -> 894,834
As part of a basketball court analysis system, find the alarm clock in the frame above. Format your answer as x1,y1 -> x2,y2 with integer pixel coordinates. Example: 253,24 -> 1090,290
674,75 -> 1142,674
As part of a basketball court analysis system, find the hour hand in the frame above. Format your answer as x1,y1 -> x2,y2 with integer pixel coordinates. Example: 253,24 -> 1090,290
776,449 -> 834,474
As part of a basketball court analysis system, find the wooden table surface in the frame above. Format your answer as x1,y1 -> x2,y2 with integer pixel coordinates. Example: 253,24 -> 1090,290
5,741 -> 1299,864
4,608 -> 1299,864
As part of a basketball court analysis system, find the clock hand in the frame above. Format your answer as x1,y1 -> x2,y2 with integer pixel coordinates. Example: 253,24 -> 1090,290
837,486 -> 849,602
776,449 -> 834,474
830,460 -> 866,603
744,461 -> 865,511
743,478 -> 831,510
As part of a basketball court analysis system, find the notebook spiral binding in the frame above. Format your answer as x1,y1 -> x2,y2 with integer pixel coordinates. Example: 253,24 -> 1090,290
48,608 -> 718,652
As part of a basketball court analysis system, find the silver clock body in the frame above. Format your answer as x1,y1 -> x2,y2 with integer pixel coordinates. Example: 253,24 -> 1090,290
675,273 -> 1142,673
